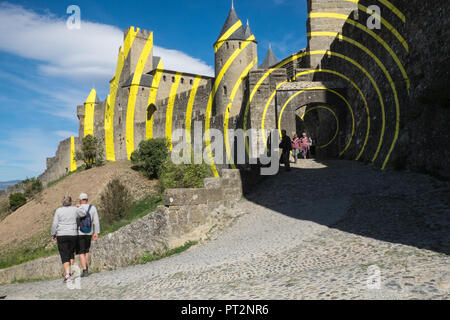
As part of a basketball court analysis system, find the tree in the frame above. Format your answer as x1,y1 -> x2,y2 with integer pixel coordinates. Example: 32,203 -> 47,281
9,193 -> 27,212
98,178 -> 133,224
130,138 -> 170,179
23,178 -> 43,199
75,134 -> 104,169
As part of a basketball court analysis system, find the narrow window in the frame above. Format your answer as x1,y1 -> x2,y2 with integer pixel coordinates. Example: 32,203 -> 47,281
226,42 -> 229,50
181,78 -> 184,84
172,76 -> 175,82
224,86 -> 228,95
190,79 -> 193,85
239,42 -> 242,49
163,75 -> 166,81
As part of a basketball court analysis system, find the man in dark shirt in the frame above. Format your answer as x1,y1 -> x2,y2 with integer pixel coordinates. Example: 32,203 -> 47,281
279,130 -> 292,171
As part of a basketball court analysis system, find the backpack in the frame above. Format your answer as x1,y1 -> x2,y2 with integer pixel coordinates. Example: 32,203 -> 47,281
77,205 -> 92,233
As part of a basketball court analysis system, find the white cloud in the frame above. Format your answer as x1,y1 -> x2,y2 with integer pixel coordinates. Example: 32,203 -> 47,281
0,2 -> 214,81
154,47 -> 214,76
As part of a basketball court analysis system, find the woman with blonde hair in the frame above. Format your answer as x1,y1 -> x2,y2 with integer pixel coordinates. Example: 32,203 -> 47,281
51,195 -> 86,283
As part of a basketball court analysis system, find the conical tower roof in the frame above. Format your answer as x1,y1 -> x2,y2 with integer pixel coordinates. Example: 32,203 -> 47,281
259,45 -> 279,69
216,4 -> 246,43
244,19 -> 253,38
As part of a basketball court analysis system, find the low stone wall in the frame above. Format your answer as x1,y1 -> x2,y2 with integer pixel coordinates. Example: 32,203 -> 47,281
0,169 -> 242,284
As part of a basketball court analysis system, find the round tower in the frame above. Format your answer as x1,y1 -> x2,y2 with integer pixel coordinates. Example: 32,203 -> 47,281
214,3 -> 257,118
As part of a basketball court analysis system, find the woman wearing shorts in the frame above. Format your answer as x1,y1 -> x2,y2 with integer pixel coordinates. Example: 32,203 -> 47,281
51,195 -> 85,283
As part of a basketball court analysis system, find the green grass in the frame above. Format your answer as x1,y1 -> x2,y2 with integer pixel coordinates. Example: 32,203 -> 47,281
0,195 -> 161,271
11,275 -> 57,284
99,195 -> 162,236
0,238 -> 58,270
139,241 -> 198,264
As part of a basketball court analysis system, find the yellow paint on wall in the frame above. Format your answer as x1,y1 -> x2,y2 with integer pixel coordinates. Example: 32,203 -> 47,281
104,28 -> 138,162
165,72 -> 183,150
277,87 -> 355,156
185,75 -> 202,152
70,136 -> 77,172
215,20 -> 243,52
224,57 -> 257,168
125,32 -> 154,160
84,88 -> 97,137
205,35 -> 255,177
146,59 -> 164,140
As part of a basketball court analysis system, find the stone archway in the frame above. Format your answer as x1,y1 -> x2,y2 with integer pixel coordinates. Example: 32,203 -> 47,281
274,81 -> 349,159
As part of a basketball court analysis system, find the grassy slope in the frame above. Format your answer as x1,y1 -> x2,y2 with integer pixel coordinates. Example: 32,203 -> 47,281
0,161 -> 160,270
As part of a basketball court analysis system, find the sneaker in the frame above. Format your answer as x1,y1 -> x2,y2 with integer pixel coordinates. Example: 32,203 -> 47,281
81,269 -> 89,278
63,275 -> 71,283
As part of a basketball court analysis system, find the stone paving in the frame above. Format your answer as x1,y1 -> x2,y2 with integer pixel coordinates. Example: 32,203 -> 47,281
1,160 -> 449,300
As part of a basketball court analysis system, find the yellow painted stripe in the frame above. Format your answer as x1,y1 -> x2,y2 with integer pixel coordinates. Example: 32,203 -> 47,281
261,68 -> 370,160
165,72 -> 183,150
244,51 -> 307,154
125,32 -> 154,159
309,32 -> 401,165
105,28 -> 138,162
185,75 -> 202,153
378,0 -> 406,23
344,0 -> 406,23
224,57 -> 257,168
205,35 -> 255,177
309,13 -> 409,91
356,3 -> 408,52
84,88 -> 97,137
146,59 -> 164,140
301,106 -> 339,149
70,136 -> 77,172
277,87 -> 355,156
249,50 -> 381,162
215,20 -> 243,52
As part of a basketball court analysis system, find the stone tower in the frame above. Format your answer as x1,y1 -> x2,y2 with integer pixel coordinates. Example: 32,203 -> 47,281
306,0 -> 357,68
214,3 -> 257,118
122,27 -> 154,80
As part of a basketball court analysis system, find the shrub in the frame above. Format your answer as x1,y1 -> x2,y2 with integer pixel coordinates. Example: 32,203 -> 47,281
98,178 -> 133,224
23,178 -> 43,199
159,160 -> 212,192
75,134 -> 104,169
131,138 -> 170,179
9,193 -> 27,212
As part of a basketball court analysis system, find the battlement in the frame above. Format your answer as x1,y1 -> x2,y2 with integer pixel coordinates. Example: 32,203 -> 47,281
124,26 -> 153,39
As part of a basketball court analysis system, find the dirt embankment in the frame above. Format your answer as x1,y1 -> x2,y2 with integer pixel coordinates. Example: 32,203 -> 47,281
0,161 -> 156,251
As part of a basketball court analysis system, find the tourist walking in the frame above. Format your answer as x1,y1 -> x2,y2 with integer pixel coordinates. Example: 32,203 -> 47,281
299,132 -> 310,159
279,130 -> 292,171
291,134 -> 301,163
51,195 -> 86,283
75,193 -> 100,278
309,133 -> 316,158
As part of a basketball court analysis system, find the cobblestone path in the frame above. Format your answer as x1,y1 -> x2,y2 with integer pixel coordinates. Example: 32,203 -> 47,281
1,160 -> 449,299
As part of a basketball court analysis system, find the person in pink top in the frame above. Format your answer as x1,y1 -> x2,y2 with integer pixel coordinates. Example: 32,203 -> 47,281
291,134 -> 301,163
299,132 -> 310,159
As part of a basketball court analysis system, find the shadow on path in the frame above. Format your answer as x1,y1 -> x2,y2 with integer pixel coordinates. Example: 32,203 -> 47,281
244,159 -> 450,255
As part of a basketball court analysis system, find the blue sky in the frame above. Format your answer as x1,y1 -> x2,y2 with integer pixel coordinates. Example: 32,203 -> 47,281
0,0 -> 307,181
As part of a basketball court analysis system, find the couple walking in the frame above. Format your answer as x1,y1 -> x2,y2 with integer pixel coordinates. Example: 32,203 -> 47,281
291,132 -> 311,162
51,193 -> 100,283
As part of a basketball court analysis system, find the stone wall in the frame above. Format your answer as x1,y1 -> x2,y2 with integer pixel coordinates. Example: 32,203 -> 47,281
314,0 -> 450,176
39,137 -> 81,186
0,169 -> 242,284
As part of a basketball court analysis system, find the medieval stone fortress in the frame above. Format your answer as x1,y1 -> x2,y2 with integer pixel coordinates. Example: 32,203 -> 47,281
0,0 -> 449,300
39,0 -> 449,184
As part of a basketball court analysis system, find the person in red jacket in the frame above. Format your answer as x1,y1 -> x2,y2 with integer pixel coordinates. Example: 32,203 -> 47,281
299,132 -> 310,159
